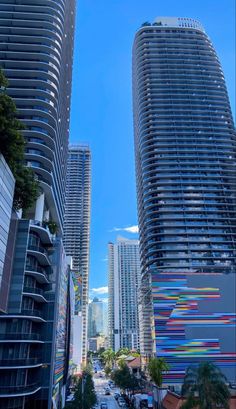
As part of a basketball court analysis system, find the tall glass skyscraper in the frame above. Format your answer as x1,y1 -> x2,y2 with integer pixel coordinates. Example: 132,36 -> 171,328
88,297 -> 104,338
133,17 -> 236,384
0,1 -> 76,408
0,0 -> 76,230
63,144 -> 91,368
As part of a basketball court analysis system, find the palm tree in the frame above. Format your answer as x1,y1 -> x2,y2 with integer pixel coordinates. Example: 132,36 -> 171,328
148,357 -> 169,408
181,362 -> 230,409
148,357 -> 169,388
115,347 -> 131,359
101,348 -> 115,372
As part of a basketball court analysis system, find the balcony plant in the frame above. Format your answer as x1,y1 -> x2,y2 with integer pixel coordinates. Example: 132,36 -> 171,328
0,69 -> 39,211
45,220 -> 58,235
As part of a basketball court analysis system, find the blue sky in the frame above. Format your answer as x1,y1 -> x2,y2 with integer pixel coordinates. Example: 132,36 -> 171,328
69,0 -> 235,298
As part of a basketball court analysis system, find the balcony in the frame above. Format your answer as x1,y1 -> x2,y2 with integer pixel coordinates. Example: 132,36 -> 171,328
27,244 -> 51,266
30,220 -> 53,245
0,333 -> 42,342
0,310 -> 45,323
0,357 -> 42,368
23,286 -> 48,303
25,265 -> 50,284
0,398 -> 24,409
0,383 -> 41,397
20,309 -> 45,322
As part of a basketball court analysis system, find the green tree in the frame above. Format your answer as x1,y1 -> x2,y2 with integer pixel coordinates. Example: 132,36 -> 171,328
116,348 -> 131,358
111,364 -> 139,392
148,357 -> 170,408
0,69 -> 39,211
148,357 -> 169,388
69,372 -> 97,409
181,362 -> 230,409
101,348 -> 115,369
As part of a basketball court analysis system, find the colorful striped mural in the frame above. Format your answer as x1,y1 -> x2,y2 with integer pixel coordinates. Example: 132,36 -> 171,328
152,272 -> 236,383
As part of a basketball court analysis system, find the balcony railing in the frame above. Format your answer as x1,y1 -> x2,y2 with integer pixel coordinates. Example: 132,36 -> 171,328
27,244 -> 48,255
0,357 -> 41,367
23,286 -> 44,296
21,309 -> 44,319
25,264 -> 50,281
0,400 -> 24,409
0,333 -> 41,341
0,383 -> 40,395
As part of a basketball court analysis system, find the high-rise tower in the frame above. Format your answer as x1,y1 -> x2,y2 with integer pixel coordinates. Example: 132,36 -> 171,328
88,297 -> 104,338
0,1 -> 76,407
0,0 -> 76,230
108,237 -> 141,351
63,144 -> 91,368
133,17 -> 236,384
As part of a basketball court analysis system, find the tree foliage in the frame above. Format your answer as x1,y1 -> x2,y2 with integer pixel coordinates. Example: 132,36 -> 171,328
0,69 -> 39,210
101,348 -> 115,368
69,371 -> 97,409
148,357 -> 169,388
181,362 -> 230,409
111,364 -> 140,391
116,347 -> 131,358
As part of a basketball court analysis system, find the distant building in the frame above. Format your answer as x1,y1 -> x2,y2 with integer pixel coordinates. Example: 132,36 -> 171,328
88,335 -> 107,353
63,145 -> 91,368
88,297 -> 104,338
108,237 -> 141,351
132,16 -> 236,383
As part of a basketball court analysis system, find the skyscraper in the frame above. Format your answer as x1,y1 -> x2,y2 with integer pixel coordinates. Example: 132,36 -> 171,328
108,237 -> 141,351
0,0 -> 75,231
0,1 -> 76,407
88,297 -> 104,338
133,17 -> 236,384
63,144 -> 91,367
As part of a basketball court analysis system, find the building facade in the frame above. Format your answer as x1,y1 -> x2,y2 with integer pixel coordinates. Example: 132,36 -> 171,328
132,17 -> 236,384
88,297 -> 104,338
0,0 -> 76,231
108,237 -> 141,351
63,145 -> 91,367
0,155 -> 15,313
0,1 -> 76,407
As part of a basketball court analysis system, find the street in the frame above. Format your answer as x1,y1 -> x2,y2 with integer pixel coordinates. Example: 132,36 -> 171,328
94,374 -> 119,409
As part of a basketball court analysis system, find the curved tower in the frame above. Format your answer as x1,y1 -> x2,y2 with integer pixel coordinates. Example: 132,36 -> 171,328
0,0 -> 76,230
0,1 -> 76,408
133,17 -> 236,384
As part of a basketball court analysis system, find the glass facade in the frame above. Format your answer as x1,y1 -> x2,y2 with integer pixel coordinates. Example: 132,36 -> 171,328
0,155 -> 15,313
132,17 -> 236,383
63,145 -> 91,367
108,238 -> 141,351
0,0 -> 76,230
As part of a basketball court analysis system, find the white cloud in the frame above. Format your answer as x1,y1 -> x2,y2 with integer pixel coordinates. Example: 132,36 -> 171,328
111,225 -> 139,234
101,257 -> 108,262
90,286 -> 108,295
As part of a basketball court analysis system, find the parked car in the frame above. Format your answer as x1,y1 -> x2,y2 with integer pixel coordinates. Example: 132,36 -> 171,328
118,397 -> 126,407
100,402 -> 108,409
114,392 -> 121,400
66,394 -> 74,403
230,382 -> 236,389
